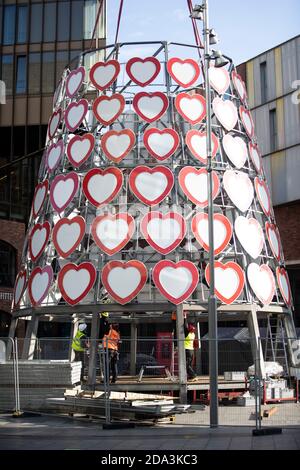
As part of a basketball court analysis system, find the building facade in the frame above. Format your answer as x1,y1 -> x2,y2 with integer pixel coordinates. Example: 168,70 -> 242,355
238,35 -> 300,326
0,0 -> 106,334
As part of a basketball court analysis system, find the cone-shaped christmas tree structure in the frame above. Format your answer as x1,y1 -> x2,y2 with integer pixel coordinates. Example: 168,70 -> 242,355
11,34 -> 299,374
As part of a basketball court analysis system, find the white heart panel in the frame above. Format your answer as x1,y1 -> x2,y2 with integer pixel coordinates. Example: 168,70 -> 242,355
234,216 -> 264,259
223,170 -> 254,212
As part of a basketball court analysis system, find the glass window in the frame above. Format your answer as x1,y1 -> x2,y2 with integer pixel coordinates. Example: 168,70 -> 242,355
57,1 -> 70,41
16,56 -> 27,94
269,109 -> 278,152
56,51 -> 69,86
260,61 -> 267,103
28,53 -> 41,94
70,50 -> 82,70
84,0 -> 96,39
3,5 -> 16,45
42,52 -> 55,93
17,5 -> 28,43
71,0 -> 83,41
1,55 -> 13,96
0,241 -> 16,288
44,2 -> 56,42
30,3 -> 42,43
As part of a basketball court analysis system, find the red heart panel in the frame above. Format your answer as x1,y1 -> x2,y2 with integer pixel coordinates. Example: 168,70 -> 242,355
90,60 -> 120,91
50,172 -> 79,213
186,130 -> 219,164
143,128 -> 180,161
132,92 -> 169,123
175,93 -> 206,125
83,167 -> 123,207
209,66 -> 230,95
91,213 -> 135,256
265,222 -> 281,262
178,166 -> 220,207
167,58 -> 200,88
28,265 -> 53,307
52,216 -> 86,258
102,260 -> 148,305
93,93 -> 125,126
66,66 -> 85,98
205,261 -> 245,305
58,262 -> 97,306
126,57 -> 161,87
13,269 -> 27,308
232,71 -> 248,104
67,133 -> 95,168
152,260 -> 199,305
140,211 -> 187,255
254,177 -> 272,218
249,143 -> 263,174
240,106 -> 255,139
191,212 -> 232,255
48,109 -> 62,139
29,221 -> 51,262
65,99 -> 88,132
101,129 -> 136,163
276,267 -> 292,307
247,263 -> 276,306
32,180 -> 49,219
129,165 -> 174,206
46,140 -> 64,173
212,97 -> 238,131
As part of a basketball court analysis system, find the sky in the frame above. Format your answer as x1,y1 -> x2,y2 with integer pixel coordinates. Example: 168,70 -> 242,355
106,0 -> 300,64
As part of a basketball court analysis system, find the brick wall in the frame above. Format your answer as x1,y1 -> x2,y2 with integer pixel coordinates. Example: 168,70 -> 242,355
0,219 -> 25,313
274,201 -> 300,263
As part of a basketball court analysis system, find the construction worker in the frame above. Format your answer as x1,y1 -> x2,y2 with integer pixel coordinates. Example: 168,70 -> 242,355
102,323 -> 120,384
72,323 -> 88,381
184,316 -> 197,381
99,311 -> 110,338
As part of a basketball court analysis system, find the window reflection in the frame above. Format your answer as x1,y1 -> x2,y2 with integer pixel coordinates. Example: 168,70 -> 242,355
17,5 -> 28,43
3,5 -> 16,45
16,56 -> 27,94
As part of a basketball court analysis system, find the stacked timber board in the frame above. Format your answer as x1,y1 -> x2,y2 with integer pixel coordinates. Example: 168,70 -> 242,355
0,360 -> 81,411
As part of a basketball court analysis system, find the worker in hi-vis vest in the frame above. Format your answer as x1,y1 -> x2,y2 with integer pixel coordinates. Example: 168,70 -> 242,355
184,316 -> 197,381
102,323 -> 121,384
72,323 -> 88,381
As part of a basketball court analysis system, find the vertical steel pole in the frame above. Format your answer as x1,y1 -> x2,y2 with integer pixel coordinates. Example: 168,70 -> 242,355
203,0 -> 219,428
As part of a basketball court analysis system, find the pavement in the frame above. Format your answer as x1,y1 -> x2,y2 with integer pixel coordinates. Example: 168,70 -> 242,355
0,413 -> 300,450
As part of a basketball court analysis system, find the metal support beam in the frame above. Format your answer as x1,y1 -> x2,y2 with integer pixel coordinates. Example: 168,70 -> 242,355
21,315 -> 39,360
6,317 -> 18,360
176,304 -> 187,403
130,322 -> 137,376
87,312 -> 100,389
247,306 -> 266,379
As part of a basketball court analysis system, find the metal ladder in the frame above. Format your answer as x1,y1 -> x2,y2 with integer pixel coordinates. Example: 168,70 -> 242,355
265,315 -> 290,377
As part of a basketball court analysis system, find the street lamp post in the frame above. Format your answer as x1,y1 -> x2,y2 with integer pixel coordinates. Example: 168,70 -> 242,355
191,0 -> 230,428
203,0 -> 219,428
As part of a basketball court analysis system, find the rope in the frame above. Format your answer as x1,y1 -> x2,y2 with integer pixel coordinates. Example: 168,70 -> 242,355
89,0 -> 105,50
114,0 -> 124,45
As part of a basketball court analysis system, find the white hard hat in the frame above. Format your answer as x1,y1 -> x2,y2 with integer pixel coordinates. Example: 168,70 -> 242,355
79,323 -> 87,332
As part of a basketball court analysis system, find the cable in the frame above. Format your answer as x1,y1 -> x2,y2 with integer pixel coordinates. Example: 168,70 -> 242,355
0,148 -> 45,177
186,0 -> 204,49
114,0 -> 124,45
89,0 -> 105,50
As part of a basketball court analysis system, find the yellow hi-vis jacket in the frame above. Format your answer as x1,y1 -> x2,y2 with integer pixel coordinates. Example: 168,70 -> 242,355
184,332 -> 195,350
72,331 -> 85,352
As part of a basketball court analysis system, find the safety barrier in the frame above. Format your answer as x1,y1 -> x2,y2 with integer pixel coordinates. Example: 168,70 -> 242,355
0,335 -> 299,428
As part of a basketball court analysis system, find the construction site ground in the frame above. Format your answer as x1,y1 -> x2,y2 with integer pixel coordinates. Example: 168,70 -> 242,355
0,406 -> 299,450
